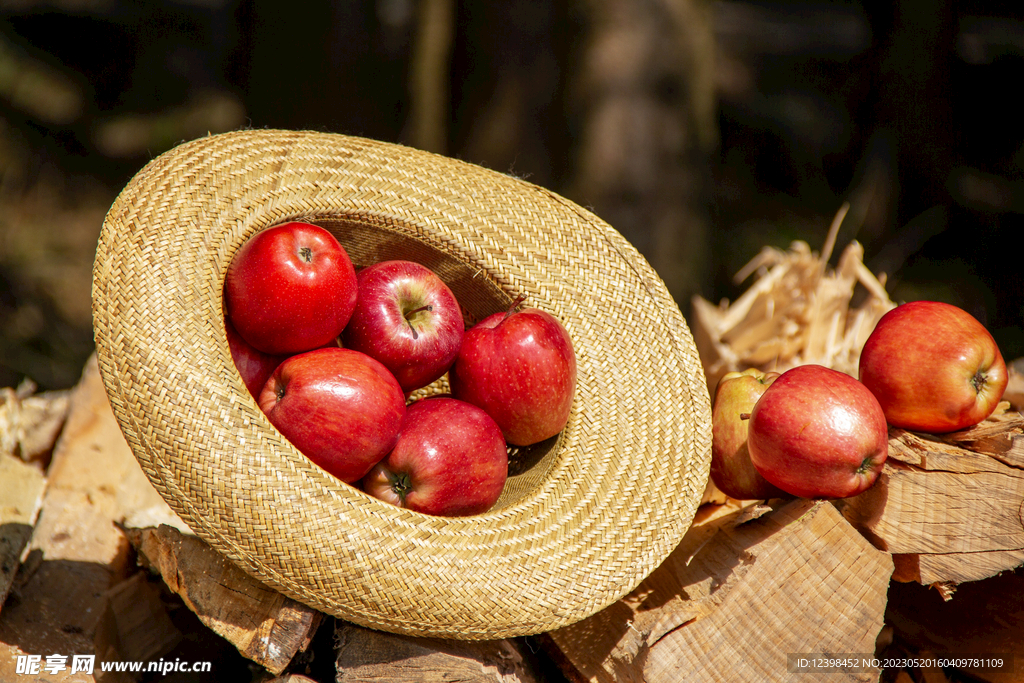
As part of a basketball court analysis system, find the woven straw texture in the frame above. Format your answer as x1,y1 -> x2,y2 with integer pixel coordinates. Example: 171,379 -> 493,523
91,129 -> 712,639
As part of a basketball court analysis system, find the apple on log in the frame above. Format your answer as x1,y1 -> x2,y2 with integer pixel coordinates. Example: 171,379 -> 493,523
258,347 -> 406,484
224,221 -> 357,355
343,260 -> 465,393
709,368 -> 786,500
361,397 -> 508,517
747,364 -> 888,500
449,303 -> 576,447
859,300 -> 1008,433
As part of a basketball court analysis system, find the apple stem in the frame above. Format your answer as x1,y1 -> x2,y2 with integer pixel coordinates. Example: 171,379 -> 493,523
503,295 -> 527,321
405,305 -> 433,340
739,412 -> 751,421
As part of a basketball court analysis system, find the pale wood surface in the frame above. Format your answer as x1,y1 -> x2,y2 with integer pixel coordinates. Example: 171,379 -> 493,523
126,524 -> 322,676
334,622 -> 541,683
547,498 -> 893,682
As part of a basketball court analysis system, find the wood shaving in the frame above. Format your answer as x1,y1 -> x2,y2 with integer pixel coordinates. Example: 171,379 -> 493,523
692,203 -> 896,393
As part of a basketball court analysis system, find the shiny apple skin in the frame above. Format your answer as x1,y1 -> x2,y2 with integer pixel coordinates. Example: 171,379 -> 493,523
225,317 -> 287,399
859,300 -> 1008,433
747,364 -> 888,499
342,260 -> 465,393
448,307 -> 576,447
710,368 -> 786,500
225,222 -> 357,355
259,347 -> 406,483
361,397 -> 508,516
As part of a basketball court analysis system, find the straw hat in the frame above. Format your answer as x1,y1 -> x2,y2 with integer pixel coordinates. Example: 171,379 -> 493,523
92,129 -> 711,639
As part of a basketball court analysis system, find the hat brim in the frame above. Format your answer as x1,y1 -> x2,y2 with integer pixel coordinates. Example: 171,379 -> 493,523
92,129 -> 711,639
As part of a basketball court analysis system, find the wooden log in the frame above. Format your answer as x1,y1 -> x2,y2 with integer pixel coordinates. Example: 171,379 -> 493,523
546,498 -> 893,682
0,453 -> 46,614
125,524 -> 322,676
0,354 -> 186,682
92,572 -> 183,683
885,570 -> 1024,683
835,406 -> 1024,586
334,622 -> 541,683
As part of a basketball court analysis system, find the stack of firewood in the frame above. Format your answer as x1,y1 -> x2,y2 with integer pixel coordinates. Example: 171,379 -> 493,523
3,211 -> 1023,682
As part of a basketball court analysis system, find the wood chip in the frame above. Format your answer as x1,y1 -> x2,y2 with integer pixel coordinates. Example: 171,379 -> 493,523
691,205 -> 896,393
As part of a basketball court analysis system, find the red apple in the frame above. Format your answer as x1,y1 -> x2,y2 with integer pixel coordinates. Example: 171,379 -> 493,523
448,304 -> 576,447
361,397 -> 508,516
747,364 -> 888,499
710,368 -> 786,500
259,347 -> 406,483
225,222 -> 357,355
342,260 -> 465,393
859,300 -> 1008,433
225,317 -> 287,399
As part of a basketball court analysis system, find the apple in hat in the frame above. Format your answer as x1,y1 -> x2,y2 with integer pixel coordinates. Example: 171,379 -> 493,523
449,300 -> 576,447
259,347 -> 405,483
859,300 -> 1008,433
225,221 -> 357,355
225,317 -> 287,399
747,364 -> 888,499
710,368 -> 786,500
361,397 -> 508,516
342,260 -> 465,393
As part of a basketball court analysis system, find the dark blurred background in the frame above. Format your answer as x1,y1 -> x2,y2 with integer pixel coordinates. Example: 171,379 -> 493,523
1,0 -> 1022,390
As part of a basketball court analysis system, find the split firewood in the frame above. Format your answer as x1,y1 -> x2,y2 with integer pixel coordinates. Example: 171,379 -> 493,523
0,453 -> 46,614
886,570 -> 1024,683
546,498 -> 893,683
125,524 -> 322,676
92,572 -> 183,681
834,404 -> 1024,589
691,204 -> 896,395
1003,360 -> 1024,412
0,354 -> 186,683
334,622 -> 541,683
0,379 -> 71,464
0,378 -> 68,615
